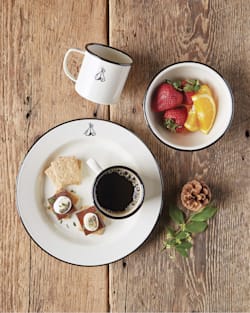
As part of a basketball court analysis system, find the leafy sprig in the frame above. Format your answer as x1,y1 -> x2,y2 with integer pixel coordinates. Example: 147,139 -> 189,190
163,205 -> 218,257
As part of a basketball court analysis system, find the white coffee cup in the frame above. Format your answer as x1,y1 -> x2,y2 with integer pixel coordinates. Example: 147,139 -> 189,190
63,43 -> 133,105
86,158 -> 145,219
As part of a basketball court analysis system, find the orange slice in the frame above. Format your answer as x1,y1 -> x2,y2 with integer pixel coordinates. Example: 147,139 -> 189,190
197,84 -> 212,96
192,93 -> 216,134
184,106 -> 199,132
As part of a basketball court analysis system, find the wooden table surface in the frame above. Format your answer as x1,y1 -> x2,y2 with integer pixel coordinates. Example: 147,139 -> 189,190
1,0 -> 250,312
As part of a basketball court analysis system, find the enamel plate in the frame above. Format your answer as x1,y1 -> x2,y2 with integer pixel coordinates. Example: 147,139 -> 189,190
16,119 -> 163,266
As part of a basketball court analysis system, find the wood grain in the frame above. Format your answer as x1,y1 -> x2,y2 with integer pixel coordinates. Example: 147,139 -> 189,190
1,0 -> 250,312
109,0 -> 250,312
1,1 -> 108,312
1,1 -> 31,312
28,1 -> 109,311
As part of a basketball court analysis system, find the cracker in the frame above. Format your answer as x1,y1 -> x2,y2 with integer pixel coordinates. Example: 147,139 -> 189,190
45,166 -> 62,188
45,156 -> 82,188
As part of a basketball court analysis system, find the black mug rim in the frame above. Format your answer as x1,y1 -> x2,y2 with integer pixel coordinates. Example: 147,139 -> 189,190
85,43 -> 133,67
92,165 -> 145,219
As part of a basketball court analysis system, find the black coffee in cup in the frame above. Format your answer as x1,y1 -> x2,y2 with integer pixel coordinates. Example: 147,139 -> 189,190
93,167 -> 144,218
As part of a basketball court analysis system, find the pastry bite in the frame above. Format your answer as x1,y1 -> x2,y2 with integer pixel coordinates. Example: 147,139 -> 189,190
45,156 -> 82,189
76,206 -> 105,235
48,190 -> 78,220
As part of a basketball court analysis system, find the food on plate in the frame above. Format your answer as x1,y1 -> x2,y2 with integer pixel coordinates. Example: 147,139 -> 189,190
164,107 -> 188,133
76,206 -> 105,235
48,189 -> 78,220
151,79 -> 217,134
53,195 -> 72,214
45,156 -> 82,188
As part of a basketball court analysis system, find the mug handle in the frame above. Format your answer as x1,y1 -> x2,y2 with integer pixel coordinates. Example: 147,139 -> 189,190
63,48 -> 85,82
86,158 -> 103,175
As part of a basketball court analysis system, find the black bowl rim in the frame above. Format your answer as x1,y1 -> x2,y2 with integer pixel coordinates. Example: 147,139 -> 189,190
143,60 -> 235,152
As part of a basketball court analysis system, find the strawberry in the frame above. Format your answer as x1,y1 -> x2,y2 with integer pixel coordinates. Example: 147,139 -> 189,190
163,107 -> 188,133
152,83 -> 183,112
181,80 -> 187,87
183,91 -> 195,105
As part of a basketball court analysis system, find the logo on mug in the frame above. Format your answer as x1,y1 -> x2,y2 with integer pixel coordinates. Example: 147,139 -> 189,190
95,68 -> 106,82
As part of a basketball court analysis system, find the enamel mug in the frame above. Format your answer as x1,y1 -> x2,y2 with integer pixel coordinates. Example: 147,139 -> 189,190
63,43 -> 133,105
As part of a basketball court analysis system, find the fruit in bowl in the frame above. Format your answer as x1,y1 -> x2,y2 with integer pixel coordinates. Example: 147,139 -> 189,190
152,79 -> 217,135
143,62 -> 234,151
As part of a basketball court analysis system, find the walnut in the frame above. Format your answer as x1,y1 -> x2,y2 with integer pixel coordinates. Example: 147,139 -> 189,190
181,180 -> 211,212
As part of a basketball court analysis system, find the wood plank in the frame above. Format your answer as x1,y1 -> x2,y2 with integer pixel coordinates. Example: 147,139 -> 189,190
1,0 -> 109,312
109,0 -> 250,312
28,1 -> 109,312
29,248 -> 108,312
0,1 -> 30,312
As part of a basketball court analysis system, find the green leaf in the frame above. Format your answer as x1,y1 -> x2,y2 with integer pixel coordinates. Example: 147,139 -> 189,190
186,79 -> 196,84
185,221 -> 207,233
183,84 -> 193,92
190,206 -> 218,222
186,79 -> 199,86
193,84 -> 200,91
172,80 -> 182,90
183,79 -> 200,92
166,226 -> 175,238
178,241 -> 192,250
164,118 -> 178,133
164,79 -> 183,91
169,205 -> 184,224
163,238 -> 177,247
165,79 -> 173,85
176,231 -> 188,240
176,246 -> 189,257
48,196 -> 56,205
194,80 -> 200,90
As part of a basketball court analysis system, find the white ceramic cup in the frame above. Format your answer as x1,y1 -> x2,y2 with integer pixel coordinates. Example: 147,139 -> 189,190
86,158 -> 145,219
63,43 -> 133,105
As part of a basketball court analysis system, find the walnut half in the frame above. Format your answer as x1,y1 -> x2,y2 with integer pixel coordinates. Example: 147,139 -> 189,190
181,180 -> 211,212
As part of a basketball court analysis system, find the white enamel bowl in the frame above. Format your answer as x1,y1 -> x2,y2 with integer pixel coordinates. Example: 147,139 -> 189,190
143,61 -> 234,151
